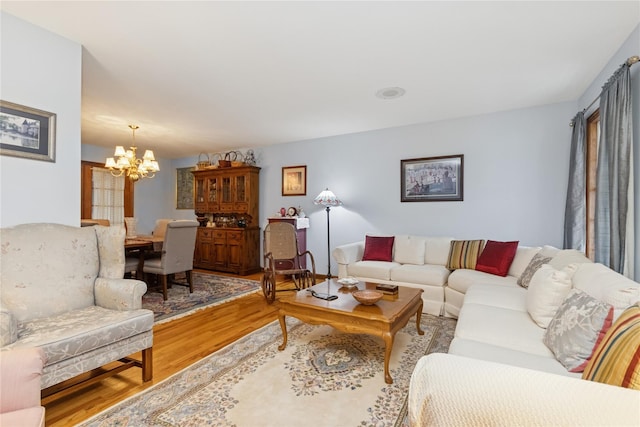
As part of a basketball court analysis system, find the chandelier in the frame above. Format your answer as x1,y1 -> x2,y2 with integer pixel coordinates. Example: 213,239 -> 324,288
104,125 -> 159,182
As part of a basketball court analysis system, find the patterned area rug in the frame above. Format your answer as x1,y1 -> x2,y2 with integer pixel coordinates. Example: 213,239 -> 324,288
142,272 -> 261,323
79,314 -> 456,427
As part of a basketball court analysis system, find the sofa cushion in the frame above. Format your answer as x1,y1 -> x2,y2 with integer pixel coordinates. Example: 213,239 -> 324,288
446,240 -> 485,270
390,264 -> 450,287
362,235 -> 394,262
517,253 -> 552,289
526,264 -> 575,328
0,223 -> 99,323
9,306 -> 154,366
582,304 -> 640,389
544,289 -> 613,372
455,302 -> 553,357
548,249 -> 592,270
447,269 -> 517,294
348,261 -> 399,281
475,240 -> 519,277
449,338 -> 577,377
572,263 -> 640,314
462,283 -> 527,312
508,246 -> 541,278
393,235 -> 426,265
424,237 -> 454,266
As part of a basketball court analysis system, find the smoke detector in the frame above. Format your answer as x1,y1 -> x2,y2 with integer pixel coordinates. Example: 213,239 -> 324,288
375,87 -> 406,100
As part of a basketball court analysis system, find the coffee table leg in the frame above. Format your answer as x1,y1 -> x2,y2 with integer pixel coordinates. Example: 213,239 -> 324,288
278,313 -> 288,351
415,301 -> 425,335
382,332 -> 394,384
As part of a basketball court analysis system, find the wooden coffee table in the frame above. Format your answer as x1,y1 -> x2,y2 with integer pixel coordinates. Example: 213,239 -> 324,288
276,279 -> 424,384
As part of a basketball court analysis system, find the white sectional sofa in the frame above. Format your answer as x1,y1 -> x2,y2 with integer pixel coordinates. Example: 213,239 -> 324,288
408,261 -> 640,425
333,236 -> 454,316
333,235 -> 563,317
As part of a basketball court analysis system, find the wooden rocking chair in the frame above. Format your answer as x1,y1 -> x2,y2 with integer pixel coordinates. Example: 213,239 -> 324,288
262,222 -> 316,303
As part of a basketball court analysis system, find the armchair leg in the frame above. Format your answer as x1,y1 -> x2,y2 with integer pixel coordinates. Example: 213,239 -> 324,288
160,275 -> 168,300
186,270 -> 193,293
142,347 -> 153,382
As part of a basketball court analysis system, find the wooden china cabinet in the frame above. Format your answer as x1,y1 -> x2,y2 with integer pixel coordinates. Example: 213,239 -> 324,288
192,165 -> 261,275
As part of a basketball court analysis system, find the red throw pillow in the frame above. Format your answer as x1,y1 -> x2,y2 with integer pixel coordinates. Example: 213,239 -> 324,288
362,236 -> 395,262
475,240 -> 519,276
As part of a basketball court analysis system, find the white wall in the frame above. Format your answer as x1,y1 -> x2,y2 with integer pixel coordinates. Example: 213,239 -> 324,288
259,101 -> 575,277
0,12 -> 81,227
576,24 -> 640,279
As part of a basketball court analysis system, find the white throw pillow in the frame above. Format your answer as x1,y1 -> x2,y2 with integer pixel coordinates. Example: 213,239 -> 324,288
393,235 -> 426,265
508,246 -> 541,278
527,264 -> 574,328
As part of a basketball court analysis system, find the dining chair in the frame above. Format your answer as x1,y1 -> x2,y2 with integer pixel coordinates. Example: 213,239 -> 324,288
142,218 -> 173,261
143,220 -> 198,300
124,256 -> 140,278
152,219 -> 173,238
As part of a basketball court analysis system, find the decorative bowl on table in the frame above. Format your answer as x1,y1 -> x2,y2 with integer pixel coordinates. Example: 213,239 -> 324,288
337,276 -> 359,288
352,290 -> 384,305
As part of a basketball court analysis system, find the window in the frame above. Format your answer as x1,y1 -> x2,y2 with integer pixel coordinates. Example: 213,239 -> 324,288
585,110 -> 600,260
91,167 -> 125,224
81,161 -> 134,221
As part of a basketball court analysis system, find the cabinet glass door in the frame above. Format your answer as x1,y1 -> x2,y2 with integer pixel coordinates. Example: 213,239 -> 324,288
235,175 -> 246,202
194,176 -> 206,211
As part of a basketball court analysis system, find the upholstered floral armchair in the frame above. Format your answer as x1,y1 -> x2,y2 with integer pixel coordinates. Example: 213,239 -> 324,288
0,347 -> 46,426
0,223 -> 154,396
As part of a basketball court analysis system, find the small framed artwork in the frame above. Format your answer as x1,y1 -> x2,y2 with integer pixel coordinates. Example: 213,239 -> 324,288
176,166 -> 195,209
0,100 -> 56,162
401,154 -> 464,202
282,165 -> 307,196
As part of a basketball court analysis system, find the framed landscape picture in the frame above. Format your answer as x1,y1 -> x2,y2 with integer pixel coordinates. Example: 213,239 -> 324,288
401,154 -> 463,202
282,165 -> 307,196
176,167 -> 195,209
0,100 -> 56,162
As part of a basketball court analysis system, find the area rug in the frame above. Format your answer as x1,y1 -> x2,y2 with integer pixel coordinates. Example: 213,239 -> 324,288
142,272 -> 261,323
79,314 -> 456,427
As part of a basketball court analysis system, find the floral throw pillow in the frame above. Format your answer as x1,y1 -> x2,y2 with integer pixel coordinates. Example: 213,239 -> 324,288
543,289 -> 613,372
517,253 -> 552,289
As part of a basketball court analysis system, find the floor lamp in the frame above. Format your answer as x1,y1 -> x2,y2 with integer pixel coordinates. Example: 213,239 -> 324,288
313,188 -> 342,280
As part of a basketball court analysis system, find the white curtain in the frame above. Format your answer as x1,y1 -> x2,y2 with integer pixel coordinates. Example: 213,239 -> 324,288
92,167 -> 125,225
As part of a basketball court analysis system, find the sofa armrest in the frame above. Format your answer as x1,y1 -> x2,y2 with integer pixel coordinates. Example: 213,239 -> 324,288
332,241 -> 364,265
409,353 -> 640,427
94,277 -> 147,310
0,347 -> 45,413
0,307 -> 17,346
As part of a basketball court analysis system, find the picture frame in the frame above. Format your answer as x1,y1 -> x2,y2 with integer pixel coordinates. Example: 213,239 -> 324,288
0,100 -> 56,162
176,166 -> 195,209
282,165 -> 307,196
401,154 -> 464,202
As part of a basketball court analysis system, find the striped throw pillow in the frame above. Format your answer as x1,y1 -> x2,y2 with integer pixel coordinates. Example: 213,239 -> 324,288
582,303 -> 640,389
446,240 -> 485,270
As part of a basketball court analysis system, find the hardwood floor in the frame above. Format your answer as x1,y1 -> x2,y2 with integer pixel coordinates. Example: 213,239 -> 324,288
42,271 -> 301,426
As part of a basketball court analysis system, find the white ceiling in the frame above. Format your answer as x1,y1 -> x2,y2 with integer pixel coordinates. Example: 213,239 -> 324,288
2,1 -> 639,158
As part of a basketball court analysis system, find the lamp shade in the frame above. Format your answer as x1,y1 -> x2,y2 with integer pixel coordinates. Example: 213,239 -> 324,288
313,188 -> 342,207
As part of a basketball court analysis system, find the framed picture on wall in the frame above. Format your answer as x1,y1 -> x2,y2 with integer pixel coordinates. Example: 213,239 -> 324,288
176,166 -> 195,209
401,154 -> 463,202
282,165 -> 307,196
0,100 -> 56,162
